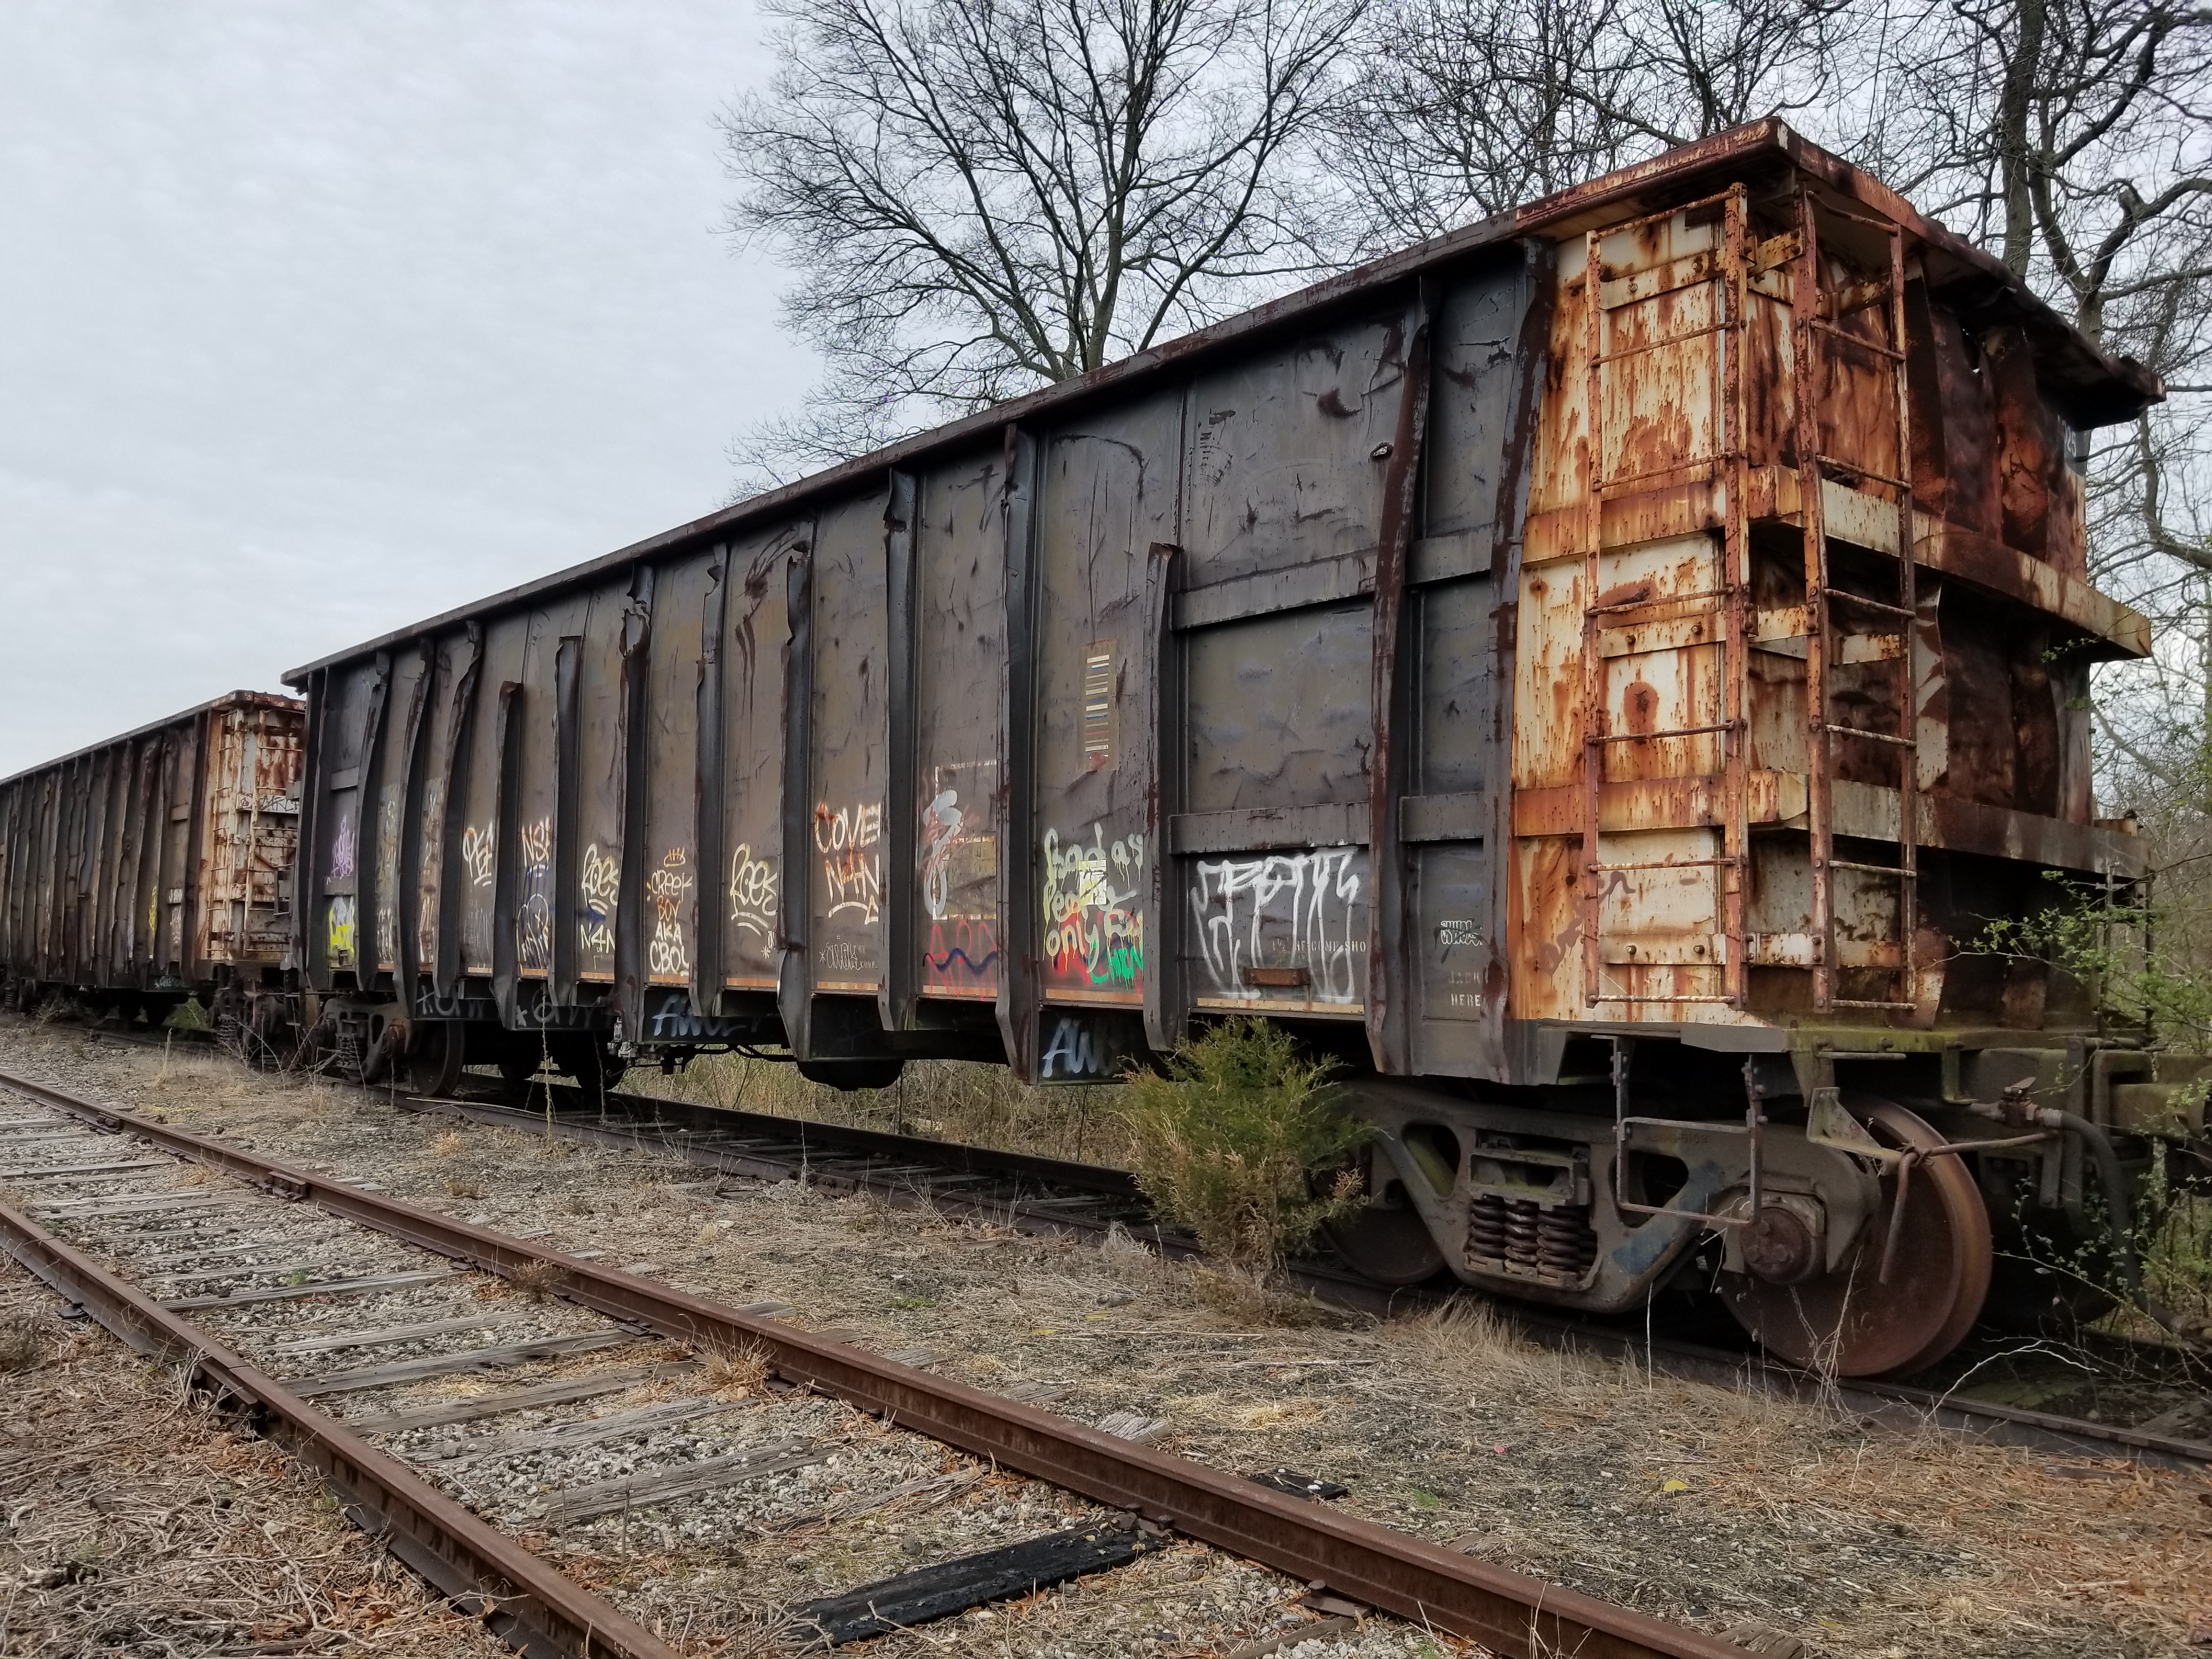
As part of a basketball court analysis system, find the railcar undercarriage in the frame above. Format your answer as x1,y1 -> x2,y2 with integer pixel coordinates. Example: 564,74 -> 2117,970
1327,1029 -> 2205,1377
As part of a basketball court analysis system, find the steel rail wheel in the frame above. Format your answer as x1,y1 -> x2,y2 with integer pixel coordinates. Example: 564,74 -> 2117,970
1325,1203 -> 1447,1286
1720,1097 -> 1993,1378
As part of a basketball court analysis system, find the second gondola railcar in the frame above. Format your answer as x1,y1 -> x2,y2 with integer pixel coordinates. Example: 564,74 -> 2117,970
0,690 -> 304,1029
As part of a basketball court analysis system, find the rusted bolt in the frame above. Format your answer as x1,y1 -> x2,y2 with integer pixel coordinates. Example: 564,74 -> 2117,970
1741,1206 -> 1819,1285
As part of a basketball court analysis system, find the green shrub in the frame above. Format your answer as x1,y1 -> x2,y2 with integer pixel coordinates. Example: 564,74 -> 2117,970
1116,1017 -> 1368,1270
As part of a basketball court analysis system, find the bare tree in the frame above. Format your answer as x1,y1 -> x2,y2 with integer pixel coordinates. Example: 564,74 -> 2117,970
721,0 -> 1364,486
1326,0 -> 1840,249
1323,0 -> 1640,243
1852,0 -> 2212,808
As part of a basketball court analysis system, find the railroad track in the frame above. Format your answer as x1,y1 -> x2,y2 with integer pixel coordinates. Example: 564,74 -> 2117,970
0,1065 -> 1750,1659
352,1064 -> 2212,1474
54,1024 -> 2212,1471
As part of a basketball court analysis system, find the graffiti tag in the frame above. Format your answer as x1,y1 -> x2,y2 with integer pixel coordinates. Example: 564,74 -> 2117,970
1041,823 -> 1144,990
578,841 -> 618,958
816,800 -> 883,926
728,843 -> 777,941
516,816 -> 552,973
647,847 -> 692,977
460,823 -> 495,888
1189,848 -> 1363,1004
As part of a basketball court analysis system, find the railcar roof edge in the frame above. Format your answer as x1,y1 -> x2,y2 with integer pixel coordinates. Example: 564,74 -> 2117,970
282,116 -> 2164,687
0,689 -> 303,791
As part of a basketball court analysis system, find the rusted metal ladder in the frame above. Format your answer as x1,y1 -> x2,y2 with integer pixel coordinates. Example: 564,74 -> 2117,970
1578,186 -> 1753,1012
1791,193 -> 1922,1014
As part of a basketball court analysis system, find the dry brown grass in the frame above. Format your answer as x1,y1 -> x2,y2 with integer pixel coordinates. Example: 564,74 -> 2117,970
0,1262 -> 508,1657
0,1314 -> 42,1373
699,1339 -> 775,1398
1184,1262 -> 1340,1328
507,1258 -> 566,1302
1386,1302 -> 2212,1653
430,1130 -> 467,1156
8,1014 -> 2203,1656
633,1052 -> 1130,1166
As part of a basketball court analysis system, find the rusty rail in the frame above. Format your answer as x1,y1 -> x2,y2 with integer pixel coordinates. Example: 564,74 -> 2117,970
0,1192 -> 680,1659
0,1065 -> 1742,1659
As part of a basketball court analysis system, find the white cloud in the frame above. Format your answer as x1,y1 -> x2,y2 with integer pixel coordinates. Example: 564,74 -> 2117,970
0,0 -> 811,775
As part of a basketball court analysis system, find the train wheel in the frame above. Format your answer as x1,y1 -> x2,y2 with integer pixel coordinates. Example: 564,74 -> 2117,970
408,1023 -> 469,1098
1719,1098 -> 1992,1378
1325,1203 -> 1447,1286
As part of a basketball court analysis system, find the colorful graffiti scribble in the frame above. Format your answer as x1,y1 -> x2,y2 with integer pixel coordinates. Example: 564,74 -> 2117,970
326,894 -> 356,966
1040,823 -> 1144,991
919,787 -> 998,996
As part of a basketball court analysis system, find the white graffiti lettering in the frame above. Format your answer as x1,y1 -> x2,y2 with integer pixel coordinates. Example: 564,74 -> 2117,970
815,800 -> 882,926
1189,848 -> 1363,1004
1040,1014 -> 1101,1080
578,841 -> 619,958
460,823 -> 495,888
920,789 -> 963,921
728,843 -> 778,941
516,816 -> 552,972
648,847 -> 692,977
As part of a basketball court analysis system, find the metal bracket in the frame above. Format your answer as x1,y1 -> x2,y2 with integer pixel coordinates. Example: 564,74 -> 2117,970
1804,1085 -> 1899,1167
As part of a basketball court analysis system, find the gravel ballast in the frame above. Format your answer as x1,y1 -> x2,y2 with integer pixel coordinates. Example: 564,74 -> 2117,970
3,1017 -> 2208,1657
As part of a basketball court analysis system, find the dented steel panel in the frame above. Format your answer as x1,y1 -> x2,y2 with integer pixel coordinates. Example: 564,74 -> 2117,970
285,121 -> 2162,1085
0,692 -> 303,1000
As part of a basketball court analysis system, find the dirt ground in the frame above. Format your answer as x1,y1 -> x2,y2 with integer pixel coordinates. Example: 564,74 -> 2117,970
4,1018 -> 2210,1658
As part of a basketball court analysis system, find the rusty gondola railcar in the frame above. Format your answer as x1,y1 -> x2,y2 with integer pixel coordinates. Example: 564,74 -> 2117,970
0,691 -> 305,1032
283,121 -> 2208,1374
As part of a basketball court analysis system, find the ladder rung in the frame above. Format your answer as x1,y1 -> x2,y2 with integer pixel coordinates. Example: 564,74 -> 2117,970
1823,724 -> 1915,747
1589,857 -> 1739,872
1588,993 -> 1738,1005
1813,454 -> 1911,492
1827,859 -> 1917,878
1593,321 -> 1735,366
1591,721 -> 1735,744
1589,589 -> 1728,618
1818,201 -> 1905,234
1823,592 -> 1914,618
1809,320 -> 1906,362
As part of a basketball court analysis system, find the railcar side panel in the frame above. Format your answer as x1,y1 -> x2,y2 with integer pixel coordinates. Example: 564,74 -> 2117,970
910,452 -> 1008,1014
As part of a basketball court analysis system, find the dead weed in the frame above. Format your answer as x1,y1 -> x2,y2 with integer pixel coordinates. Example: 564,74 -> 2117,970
699,1340 -> 775,1398
508,1259 -> 566,1302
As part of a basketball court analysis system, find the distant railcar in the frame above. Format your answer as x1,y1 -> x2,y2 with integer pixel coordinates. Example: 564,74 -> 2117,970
0,690 -> 304,1035
281,121 -> 2205,1373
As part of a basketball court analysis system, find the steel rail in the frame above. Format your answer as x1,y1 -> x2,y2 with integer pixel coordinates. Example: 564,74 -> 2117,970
0,1193 -> 680,1659
0,1065 -> 1741,1659
375,1071 -> 2212,1471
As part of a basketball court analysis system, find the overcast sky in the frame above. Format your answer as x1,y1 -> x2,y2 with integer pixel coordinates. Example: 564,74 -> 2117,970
0,2 -> 812,777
